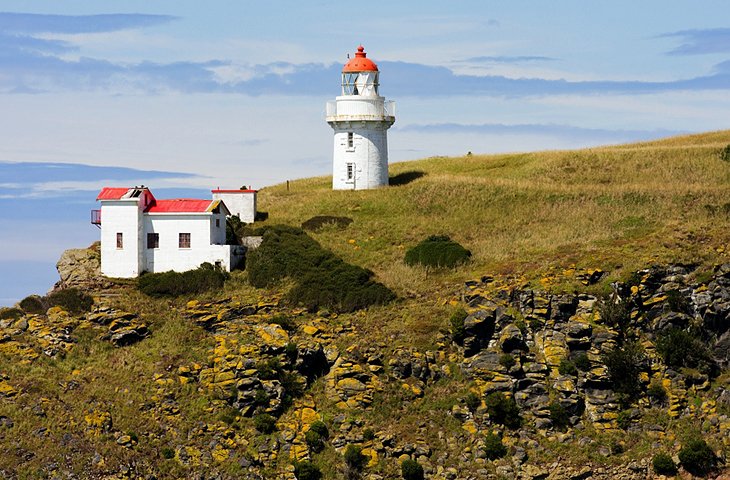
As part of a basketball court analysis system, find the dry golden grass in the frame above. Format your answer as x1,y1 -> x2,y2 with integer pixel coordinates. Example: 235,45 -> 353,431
255,130 -> 730,296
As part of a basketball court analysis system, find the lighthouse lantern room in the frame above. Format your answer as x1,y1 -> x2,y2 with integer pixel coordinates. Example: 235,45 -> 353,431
326,45 -> 395,190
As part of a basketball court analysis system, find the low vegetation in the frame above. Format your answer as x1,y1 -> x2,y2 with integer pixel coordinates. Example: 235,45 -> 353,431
485,392 -> 521,429
18,288 -> 94,315
602,340 -> 645,404
246,225 -> 395,312
404,235 -> 471,269
652,451 -> 677,475
301,215 -> 353,231
400,458 -> 424,480
138,263 -> 228,297
679,438 -> 717,476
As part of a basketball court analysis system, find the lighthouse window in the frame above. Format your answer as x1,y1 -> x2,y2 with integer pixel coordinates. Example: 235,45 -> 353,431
346,163 -> 355,181
347,132 -> 354,149
116,232 -> 123,249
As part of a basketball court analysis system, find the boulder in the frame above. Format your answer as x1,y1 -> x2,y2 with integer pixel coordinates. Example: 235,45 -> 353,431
55,244 -> 110,290
462,308 -> 496,356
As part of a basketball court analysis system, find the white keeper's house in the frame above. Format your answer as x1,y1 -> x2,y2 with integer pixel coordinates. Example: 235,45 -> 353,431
92,186 -> 256,278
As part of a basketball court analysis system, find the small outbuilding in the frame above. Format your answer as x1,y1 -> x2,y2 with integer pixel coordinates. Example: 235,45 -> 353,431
92,186 -> 255,278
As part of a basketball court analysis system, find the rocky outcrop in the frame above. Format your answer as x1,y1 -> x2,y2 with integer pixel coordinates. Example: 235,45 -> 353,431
54,243 -> 112,291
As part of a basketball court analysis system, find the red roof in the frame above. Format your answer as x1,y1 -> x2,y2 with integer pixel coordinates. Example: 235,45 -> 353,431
96,187 -> 131,200
145,199 -> 215,213
211,189 -> 257,193
343,45 -> 378,72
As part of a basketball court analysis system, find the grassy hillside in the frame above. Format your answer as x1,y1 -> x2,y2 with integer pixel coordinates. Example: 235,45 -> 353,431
256,129 -> 730,296
1,130 -> 730,479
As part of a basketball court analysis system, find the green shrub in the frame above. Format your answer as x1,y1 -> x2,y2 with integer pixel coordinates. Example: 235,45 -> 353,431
485,392 -> 520,429
652,452 -> 677,475
616,410 -> 632,430
597,296 -> 631,333
254,388 -> 268,406
272,314 -> 296,332
647,381 -> 667,402
573,353 -> 591,371
253,413 -> 276,434
499,354 -> 516,369
46,288 -> 94,314
656,328 -> 713,373
247,226 -> 394,313
344,444 -> 367,471
601,340 -> 645,403
549,402 -> 570,430
293,460 -> 322,480
256,358 -> 282,380
404,235 -> 471,269
665,289 -> 690,314
719,144 -> 730,162
226,214 -> 245,245
138,263 -> 228,297
450,308 -> 467,344
362,427 -> 375,441
558,358 -> 578,376
401,458 -> 424,480
483,432 -> 507,460
0,307 -> 23,321
305,428 -> 325,453
465,392 -> 481,412
19,295 -> 47,315
301,215 -> 353,231
161,447 -> 175,459
679,438 -> 716,476
285,342 -> 298,361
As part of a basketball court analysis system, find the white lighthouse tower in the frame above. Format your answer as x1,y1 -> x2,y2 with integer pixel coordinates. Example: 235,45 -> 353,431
326,45 -> 395,190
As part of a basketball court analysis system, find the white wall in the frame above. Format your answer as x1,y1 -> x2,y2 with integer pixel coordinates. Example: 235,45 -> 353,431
143,214 -> 227,273
100,200 -> 142,278
332,125 -> 389,190
211,192 -> 256,223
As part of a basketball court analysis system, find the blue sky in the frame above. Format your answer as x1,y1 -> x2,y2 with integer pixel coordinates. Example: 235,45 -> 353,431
1,1 -> 729,305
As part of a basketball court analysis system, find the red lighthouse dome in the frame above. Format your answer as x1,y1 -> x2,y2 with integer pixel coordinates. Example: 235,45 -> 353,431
343,45 -> 378,72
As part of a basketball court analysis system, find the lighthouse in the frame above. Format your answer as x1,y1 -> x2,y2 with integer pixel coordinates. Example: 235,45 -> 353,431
326,45 -> 395,190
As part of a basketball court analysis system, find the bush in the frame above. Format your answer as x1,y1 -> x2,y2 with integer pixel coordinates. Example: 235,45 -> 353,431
656,328 -> 713,373
161,447 -> 175,459
19,295 -> 47,315
483,432 -> 507,460
652,452 -> 677,475
401,458 -> 425,480
665,289 -> 690,314
616,410 -> 632,430
344,444 -> 367,471
485,392 -> 520,429
549,401 -> 570,430
573,353 -> 591,371
138,263 -> 228,297
679,438 -> 716,476
499,354 -> 516,369
305,420 -> 328,453
450,308 -> 467,344
464,392 -> 481,412
46,288 -> 94,314
246,226 -> 394,313
301,215 -> 353,232
294,460 -> 322,480
558,358 -> 578,376
647,381 -> 667,402
719,144 -> 730,162
362,428 -> 375,441
404,235 -> 471,269
272,314 -> 296,332
253,413 -> 276,434
601,340 -> 645,403
597,296 -> 631,333
305,428 -> 325,453
0,307 -> 23,321
256,358 -> 282,380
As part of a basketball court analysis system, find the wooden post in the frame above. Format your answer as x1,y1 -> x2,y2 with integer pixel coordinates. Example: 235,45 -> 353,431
287,180 -> 290,192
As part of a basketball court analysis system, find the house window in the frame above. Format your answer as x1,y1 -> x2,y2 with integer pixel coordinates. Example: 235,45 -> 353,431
216,219 -> 220,228
347,132 -> 354,149
147,233 -> 159,249
116,232 -> 123,249
179,233 -> 191,248
346,163 -> 355,181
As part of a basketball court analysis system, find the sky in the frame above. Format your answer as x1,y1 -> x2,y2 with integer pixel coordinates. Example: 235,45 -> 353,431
1,1 -> 729,305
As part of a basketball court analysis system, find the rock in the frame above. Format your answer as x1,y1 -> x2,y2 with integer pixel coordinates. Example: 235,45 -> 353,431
55,244 -> 110,290
462,308 -> 497,356
499,324 -> 527,352
255,324 -> 290,353
0,416 -> 13,428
